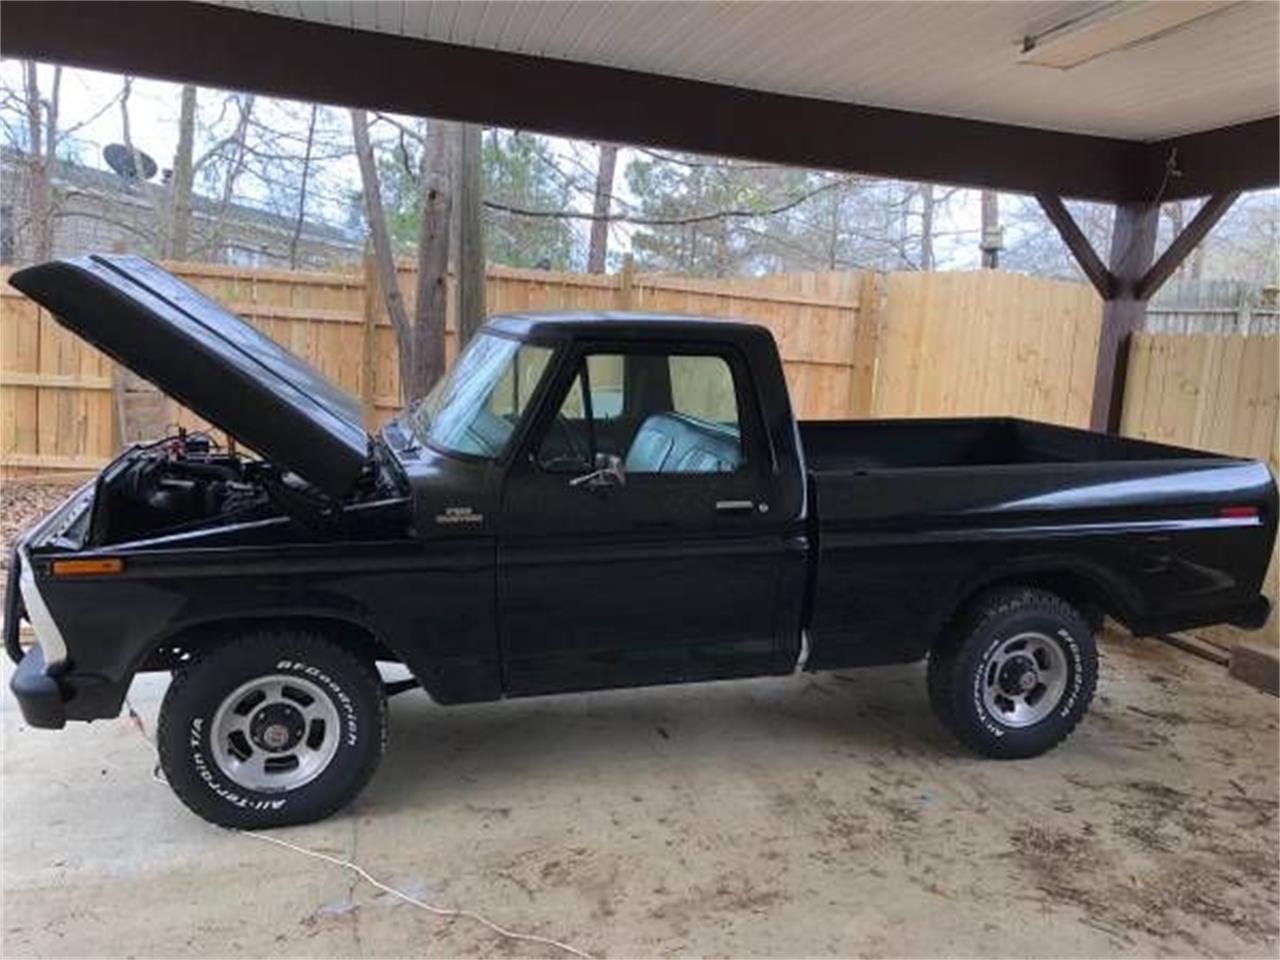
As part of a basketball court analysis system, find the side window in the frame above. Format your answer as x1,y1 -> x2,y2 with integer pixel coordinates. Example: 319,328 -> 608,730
536,349 -> 745,476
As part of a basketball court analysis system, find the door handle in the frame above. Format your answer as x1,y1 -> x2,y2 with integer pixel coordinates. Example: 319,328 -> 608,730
716,499 -> 756,514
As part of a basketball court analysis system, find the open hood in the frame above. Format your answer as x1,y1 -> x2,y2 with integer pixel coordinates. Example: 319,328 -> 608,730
10,255 -> 370,497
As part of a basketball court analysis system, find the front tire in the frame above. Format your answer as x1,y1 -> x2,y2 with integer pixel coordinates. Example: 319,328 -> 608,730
157,629 -> 386,828
928,588 -> 1097,759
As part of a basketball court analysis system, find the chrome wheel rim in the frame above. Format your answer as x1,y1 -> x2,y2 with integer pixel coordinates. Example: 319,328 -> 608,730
210,674 -> 340,792
980,632 -> 1069,728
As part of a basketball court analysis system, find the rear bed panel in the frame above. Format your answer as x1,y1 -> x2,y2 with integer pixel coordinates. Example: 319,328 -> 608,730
804,448 -> 1277,670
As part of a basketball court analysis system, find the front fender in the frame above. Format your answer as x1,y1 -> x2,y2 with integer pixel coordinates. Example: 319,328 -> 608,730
29,538 -> 500,722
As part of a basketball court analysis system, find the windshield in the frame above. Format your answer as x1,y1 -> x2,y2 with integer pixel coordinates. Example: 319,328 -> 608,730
409,333 -> 554,459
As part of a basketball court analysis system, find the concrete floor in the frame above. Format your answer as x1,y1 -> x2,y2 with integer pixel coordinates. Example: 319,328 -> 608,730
2,631 -> 1277,959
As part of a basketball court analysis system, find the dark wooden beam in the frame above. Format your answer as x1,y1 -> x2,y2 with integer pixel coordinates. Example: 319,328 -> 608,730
0,0 -> 1153,201
1148,118 -> 1280,202
1043,187 -> 1240,432
1091,203 -> 1159,432
1136,192 -> 1240,300
1035,195 -> 1116,300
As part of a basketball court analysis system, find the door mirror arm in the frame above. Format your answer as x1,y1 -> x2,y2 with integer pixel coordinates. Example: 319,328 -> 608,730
570,453 -> 626,489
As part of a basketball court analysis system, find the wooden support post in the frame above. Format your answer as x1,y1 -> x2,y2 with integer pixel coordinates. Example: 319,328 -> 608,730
616,254 -> 635,310
360,253 -> 379,429
1092,202 -> 1158,432
1039,192 -> 1241,432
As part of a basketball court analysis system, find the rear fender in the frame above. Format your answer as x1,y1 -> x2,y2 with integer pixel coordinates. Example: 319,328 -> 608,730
941,554 -> 1139,640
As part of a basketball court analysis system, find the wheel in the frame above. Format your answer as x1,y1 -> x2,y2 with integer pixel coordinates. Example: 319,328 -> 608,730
927,587 -> 1097,759
157,629 -> 387,828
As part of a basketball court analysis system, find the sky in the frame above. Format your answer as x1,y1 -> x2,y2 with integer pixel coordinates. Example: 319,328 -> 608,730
4,60 -> 1012,272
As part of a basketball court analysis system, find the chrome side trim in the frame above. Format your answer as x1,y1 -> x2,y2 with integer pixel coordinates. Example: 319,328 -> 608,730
18,555 -> 67,669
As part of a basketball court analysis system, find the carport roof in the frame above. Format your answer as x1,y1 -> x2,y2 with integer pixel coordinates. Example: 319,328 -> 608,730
2,0 -> 1277,202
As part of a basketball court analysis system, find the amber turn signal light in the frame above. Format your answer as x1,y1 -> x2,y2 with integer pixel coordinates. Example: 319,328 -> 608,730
51,558 -> 124,576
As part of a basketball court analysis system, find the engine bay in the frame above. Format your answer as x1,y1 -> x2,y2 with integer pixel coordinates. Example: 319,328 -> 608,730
90,432 -> 272,544
45,430 -> 408,550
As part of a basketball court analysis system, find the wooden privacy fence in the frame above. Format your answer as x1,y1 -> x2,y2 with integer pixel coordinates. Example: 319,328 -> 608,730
1,288 -> 116,473
872,270 -> 1103,425
5,258 -> 1270,491
1121,332 -> 1280,645
0,263 -> 371,472
1,260 -> 887,474
370,262 -> 883,427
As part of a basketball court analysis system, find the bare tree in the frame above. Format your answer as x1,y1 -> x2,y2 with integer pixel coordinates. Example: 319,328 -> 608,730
351,109 -> 455,404
823,182 -> 846,270
119,78 -> 144,180
918,183 -> 935,271
23,60 -> 59,262
166,84 -> 197,259
1002,195 -> 1114,280
412,118 -> 455,401
352,107 -> 415,395
455,122 -> 485,345
587,143 -> 618,273
1,65 -> 145,263
1161,200 -> 1198,283
1189,224 -> 1206,281
202,94 -> 255,258
119,76 -> 171,251
287,102 -> 319,268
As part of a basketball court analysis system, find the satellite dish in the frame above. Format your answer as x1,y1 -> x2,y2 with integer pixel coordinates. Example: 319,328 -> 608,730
103,143 -> 158,181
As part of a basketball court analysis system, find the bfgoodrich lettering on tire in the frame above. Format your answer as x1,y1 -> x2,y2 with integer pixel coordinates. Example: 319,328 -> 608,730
927,587 -> 1097,759
157,629 -> 386,828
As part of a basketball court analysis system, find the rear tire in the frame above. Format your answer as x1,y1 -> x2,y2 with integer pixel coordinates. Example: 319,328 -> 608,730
157,629 -> 386,828
927,588 -> 1097,759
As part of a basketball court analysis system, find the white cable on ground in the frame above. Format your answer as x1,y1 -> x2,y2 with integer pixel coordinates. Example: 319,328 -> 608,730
121,699 -> 597,960
234,828 -> 597,960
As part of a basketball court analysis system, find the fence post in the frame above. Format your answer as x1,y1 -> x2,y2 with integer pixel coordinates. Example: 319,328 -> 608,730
849,271 -> 883,417
616,254 -> 635,310
361,254 -> 379,429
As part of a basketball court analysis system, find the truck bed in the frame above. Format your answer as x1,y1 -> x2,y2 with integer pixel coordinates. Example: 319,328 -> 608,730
799,417 -> 1209,472
798,416 -> 1277,672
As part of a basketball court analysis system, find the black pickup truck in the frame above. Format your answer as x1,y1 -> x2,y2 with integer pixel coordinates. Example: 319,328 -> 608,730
6,255 -> 1276,827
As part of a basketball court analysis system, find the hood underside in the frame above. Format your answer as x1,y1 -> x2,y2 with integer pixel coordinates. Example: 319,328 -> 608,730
9,255 -> 370,497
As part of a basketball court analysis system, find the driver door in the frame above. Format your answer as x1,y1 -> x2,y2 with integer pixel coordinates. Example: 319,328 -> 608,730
497,342 -> 786,696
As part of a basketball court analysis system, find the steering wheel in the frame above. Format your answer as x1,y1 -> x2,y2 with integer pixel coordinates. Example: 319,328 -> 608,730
541,413 -> 592,469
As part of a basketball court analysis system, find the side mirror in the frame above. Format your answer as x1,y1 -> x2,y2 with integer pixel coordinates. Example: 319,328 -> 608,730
569,452 -> 626,489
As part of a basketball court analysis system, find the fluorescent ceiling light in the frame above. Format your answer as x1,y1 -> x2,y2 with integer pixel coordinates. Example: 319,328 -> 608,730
1020,1 -> 1237,69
